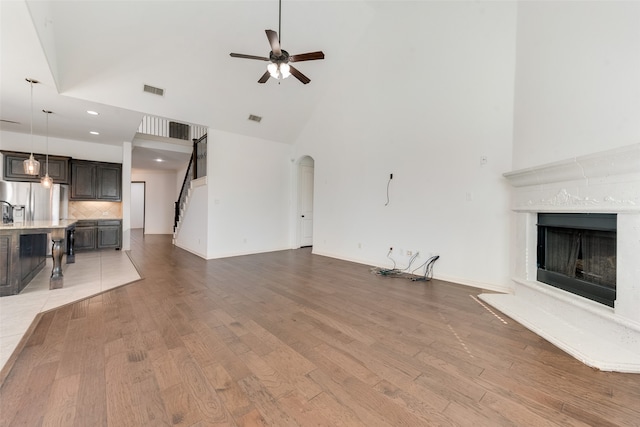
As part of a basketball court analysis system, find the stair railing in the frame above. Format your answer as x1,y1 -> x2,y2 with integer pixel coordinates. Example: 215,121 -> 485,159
174,134 -> 207,232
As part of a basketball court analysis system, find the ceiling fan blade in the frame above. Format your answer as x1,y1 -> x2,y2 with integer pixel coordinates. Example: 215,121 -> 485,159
289,65 -> 311,84
230,53 -> 270,61
265,29 -> 282,56
289,51 -> 325,62
258,70 -> 271,84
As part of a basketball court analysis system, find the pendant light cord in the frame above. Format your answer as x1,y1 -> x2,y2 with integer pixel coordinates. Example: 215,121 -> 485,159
29,80 -> 34,155
44,110 -> 51,175
278,0 -> 282,43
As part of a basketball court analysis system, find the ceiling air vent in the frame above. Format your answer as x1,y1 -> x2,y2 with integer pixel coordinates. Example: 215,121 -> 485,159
248,114 -> 262,123
143,84 -> 165,96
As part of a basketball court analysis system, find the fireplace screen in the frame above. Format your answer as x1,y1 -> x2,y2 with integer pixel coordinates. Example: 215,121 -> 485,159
537,213 -> 616,307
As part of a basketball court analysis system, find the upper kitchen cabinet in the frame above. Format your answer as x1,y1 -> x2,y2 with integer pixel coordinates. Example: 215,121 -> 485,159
70,160 -> 122,201
1,150 -> 71,184
97,163 -> 122,200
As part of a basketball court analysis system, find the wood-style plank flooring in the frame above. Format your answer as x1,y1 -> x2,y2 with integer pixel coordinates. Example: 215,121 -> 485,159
1,231 -> 639,426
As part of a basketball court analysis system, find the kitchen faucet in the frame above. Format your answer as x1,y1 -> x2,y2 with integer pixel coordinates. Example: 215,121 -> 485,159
1,200 -> 14,224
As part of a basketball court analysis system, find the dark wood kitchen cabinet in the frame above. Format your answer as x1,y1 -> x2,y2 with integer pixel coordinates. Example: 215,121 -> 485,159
97,163 -> 122,200
70,161 -> 96,199
1,150 -> 70,184
0,231 -> 47,296
97,220 -> 122,249
74,219 -> 121,251
70,160 -> 121,201
73,220 -> 97,251
19,233 -> 47,282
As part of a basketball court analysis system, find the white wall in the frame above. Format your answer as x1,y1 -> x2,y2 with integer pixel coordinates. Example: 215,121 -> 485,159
121,141 -> 132,250
0,130 -> 123,163
130,169 -> 178,234
512,1 -> 640,169
174,179 -> 208,257
206,130 -> 292,259
293,1 -> 517,291
131,182 -> 145,228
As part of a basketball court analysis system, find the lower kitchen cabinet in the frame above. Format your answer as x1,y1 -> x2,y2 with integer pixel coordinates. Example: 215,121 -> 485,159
19,234 -> 47,282
97,220 -> 122,249
74,219 -> 121,251
74,221 -> 97,251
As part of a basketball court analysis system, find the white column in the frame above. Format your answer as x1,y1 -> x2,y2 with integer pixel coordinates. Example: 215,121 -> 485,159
121,141 -> 132,250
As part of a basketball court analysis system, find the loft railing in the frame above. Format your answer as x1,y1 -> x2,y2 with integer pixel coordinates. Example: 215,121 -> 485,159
174,134 -> 207,231
138,115 -> 207,141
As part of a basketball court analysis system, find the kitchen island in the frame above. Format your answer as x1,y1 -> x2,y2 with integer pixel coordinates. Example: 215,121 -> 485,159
0,220 -> 76,296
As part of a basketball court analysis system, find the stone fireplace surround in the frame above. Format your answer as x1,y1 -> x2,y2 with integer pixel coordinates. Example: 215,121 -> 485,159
480,143 -> 640,373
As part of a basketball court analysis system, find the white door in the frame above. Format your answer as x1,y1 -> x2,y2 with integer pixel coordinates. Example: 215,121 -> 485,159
299,158 -> 314,247
131,182 -> 145,229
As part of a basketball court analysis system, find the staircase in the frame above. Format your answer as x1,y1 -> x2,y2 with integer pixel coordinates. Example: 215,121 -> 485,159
172,134 -> 207,244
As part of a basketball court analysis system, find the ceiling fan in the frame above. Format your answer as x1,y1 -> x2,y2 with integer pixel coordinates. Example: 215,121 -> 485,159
230,0 -> 324,84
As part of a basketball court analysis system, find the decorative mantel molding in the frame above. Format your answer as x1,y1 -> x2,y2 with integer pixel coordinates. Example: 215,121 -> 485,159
503,144 -> 640,213
526,188 -> 637,210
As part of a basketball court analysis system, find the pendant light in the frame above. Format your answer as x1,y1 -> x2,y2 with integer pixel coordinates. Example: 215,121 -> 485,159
23,78 -> 41,175
41,110 -> 53,188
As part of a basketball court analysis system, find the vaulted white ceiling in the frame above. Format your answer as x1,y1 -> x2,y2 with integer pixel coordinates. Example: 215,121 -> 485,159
0,0 -> 373,170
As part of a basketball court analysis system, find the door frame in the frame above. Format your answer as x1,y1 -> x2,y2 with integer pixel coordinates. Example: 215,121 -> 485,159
294,155 -> 315,248
131,181 -> 146,233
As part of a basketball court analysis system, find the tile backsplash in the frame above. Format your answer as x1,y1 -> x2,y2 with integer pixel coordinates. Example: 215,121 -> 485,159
68,201 -> 122,219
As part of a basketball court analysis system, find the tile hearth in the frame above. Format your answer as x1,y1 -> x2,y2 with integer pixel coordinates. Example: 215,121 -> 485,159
0,251 -> 141,371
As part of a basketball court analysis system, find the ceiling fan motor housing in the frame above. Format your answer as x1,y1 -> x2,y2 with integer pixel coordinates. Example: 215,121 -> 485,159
270,50 -> 290,64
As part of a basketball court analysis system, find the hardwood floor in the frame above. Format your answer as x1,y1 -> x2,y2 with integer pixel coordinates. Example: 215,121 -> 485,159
1,231 -> 639,426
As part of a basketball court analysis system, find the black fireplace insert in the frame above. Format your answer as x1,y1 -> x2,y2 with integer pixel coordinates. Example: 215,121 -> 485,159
537,213 -> 617,307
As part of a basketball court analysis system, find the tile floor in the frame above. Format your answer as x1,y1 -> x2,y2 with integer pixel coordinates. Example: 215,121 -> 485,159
0,250 -> 141,370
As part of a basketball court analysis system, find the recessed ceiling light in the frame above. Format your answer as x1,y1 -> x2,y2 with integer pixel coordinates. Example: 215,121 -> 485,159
155,158 -> 164,162
87,110 -> 99,116
90,131 -> 100,135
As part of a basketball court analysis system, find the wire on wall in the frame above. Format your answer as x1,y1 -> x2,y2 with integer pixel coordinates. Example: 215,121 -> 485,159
385,173 -> 393,206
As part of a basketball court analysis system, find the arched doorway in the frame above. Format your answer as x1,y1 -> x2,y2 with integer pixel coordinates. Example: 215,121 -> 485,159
297,156 -> 314,247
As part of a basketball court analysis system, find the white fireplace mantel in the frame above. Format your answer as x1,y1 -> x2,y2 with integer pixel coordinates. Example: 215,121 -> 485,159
480,143 -> 640,373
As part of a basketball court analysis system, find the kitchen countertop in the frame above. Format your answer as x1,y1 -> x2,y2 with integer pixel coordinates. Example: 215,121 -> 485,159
71,218 -> 122,220
0,219 -> 77,231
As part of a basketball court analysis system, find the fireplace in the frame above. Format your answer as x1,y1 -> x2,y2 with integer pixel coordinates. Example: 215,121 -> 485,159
537,213 -> 616,307
478,143 -> 640,373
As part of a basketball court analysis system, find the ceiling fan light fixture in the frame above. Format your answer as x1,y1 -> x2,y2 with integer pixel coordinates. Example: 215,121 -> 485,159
280,63 -> 291,79
267,62 -> 290,80
267,62 -> 279,78
229,0 -> 323,84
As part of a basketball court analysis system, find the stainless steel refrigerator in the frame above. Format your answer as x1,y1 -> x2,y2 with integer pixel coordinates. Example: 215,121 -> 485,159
0,180 -> 68,223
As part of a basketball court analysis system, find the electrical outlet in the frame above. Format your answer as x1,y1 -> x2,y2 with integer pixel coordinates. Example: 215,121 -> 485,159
407,250 -> 413,256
